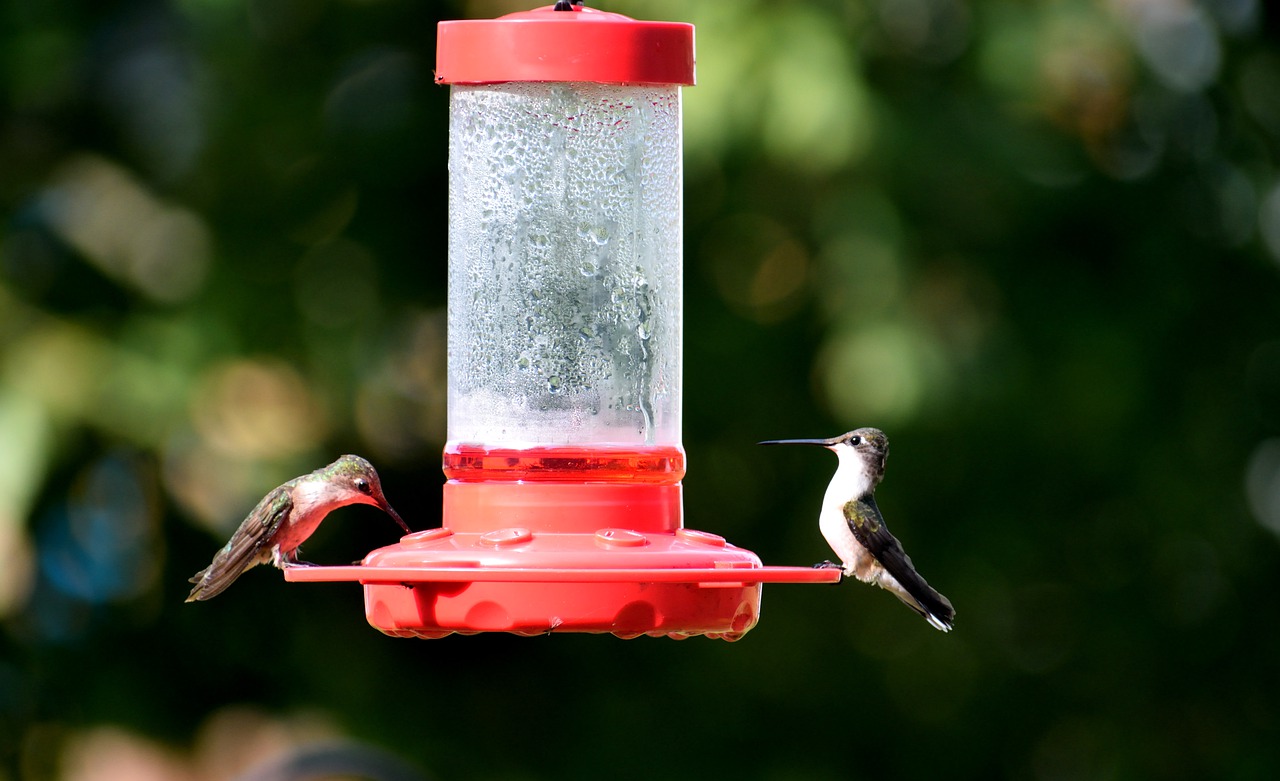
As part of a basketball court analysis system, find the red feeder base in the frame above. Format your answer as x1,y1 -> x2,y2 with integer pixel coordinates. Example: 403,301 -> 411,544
285,481 -> 840,640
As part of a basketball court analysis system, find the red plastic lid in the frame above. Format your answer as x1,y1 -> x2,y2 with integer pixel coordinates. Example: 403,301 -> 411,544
436,4 -> 695,86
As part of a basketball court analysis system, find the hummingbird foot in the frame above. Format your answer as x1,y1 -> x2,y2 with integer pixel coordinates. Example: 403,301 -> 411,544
274,546 -> 318,568
814,561 -> 847,581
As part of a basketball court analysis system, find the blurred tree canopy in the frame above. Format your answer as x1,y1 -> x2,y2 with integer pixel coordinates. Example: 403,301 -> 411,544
3,0 -> 1280,779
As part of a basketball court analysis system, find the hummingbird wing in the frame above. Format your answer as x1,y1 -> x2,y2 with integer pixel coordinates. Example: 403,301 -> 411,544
843,495 -> 955,631
185,485 -> 294,602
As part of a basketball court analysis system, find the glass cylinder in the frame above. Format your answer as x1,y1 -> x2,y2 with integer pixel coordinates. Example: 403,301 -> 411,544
445,81 -> 683,482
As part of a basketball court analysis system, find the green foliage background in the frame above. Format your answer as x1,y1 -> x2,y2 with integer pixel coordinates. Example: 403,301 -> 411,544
4,0 -> 1280,779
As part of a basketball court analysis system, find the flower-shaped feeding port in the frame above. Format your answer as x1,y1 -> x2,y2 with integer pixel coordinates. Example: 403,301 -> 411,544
286,4 -> 840,640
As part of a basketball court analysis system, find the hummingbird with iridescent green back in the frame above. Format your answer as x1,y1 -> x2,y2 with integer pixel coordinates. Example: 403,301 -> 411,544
186,454 -> 410,602
760,428 -> 955,632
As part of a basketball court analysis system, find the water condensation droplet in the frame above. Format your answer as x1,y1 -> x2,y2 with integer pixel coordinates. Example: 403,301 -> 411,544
448,83 -> 682,444
575,222 -> 611,246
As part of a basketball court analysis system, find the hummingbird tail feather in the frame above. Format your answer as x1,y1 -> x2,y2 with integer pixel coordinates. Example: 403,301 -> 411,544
185,546 -> 267,602
924,613 -> 952,632
901,580 -> 955,632
878,569 -> 955,632
185,565 -> 245,602
184,566 -> 210,602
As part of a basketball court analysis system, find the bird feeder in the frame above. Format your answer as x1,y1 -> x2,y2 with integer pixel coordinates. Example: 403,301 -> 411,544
287,3 -> 838,639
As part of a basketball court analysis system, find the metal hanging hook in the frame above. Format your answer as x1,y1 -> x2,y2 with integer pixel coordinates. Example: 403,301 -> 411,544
553,0 -> 584,10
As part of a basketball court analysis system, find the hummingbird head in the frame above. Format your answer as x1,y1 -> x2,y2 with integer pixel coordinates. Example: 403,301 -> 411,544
759,427 -> 889,483
320,455 -> 412,534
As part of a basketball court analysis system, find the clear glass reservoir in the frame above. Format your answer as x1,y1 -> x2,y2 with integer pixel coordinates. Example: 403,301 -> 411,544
446,82 -> 683,476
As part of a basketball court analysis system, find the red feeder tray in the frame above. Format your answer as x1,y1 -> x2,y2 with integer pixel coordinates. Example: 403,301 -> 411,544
287,483 -> 840,640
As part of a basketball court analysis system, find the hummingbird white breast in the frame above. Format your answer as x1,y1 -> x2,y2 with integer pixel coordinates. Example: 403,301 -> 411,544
818,446 -> 876,577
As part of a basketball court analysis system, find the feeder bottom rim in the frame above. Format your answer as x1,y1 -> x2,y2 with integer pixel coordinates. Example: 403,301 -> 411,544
282,564 -> 842,584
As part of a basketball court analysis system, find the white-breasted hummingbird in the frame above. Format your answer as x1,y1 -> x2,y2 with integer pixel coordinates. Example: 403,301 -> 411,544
760,427 -> 955,632
186,454 -> 410,602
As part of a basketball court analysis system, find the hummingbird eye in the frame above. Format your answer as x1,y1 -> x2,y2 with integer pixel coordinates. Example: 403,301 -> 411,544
848,435 -> 862,446
355,478 -> 372,495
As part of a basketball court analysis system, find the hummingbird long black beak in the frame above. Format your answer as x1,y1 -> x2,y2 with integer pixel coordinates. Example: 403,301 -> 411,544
758,437 -> 840,447
381,502 -> 412,534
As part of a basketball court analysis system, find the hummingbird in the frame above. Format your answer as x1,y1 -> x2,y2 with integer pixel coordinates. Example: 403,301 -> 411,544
186,454 -> 410,602
760,428 -> 955,632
